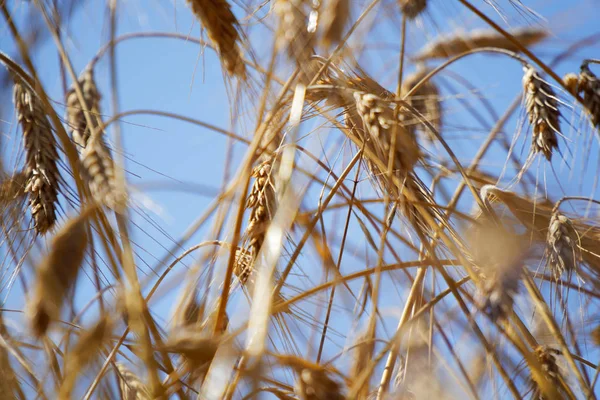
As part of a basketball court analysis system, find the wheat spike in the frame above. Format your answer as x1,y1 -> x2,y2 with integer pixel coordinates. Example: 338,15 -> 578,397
413,26 -> 548,62
13,79 -> 60,234
353,91 -> 420,174
27,211 -> 89,336
186,0 -> 246,78
162,330 -> 219,377
320,0 -> 350,48
274,0 -> 315,67
402,67 -> 442,140
246,157 -> 278,258
546,212 -> 579,279
469,218 -> 526,321
295,367 -> 345,400
65,68 -> 102,150
530,346 -> 566,399
399,0 -> 427,19
578,64 -> 600,128
115,363 -> 151,400
81,134 -> 121,209
523,65 -> 560,160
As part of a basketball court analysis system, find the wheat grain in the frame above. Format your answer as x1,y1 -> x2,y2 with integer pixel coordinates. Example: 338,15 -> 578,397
413,26 -> 547,61
399,0 -> 427,19
27,211 -> 89,336
13,79 -> 60,234
65,68 -> 102,150
523,65 -> 560,160
186,0 -> 246,78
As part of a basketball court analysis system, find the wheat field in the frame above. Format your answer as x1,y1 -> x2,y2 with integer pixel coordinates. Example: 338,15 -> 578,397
1,0 -> 600,399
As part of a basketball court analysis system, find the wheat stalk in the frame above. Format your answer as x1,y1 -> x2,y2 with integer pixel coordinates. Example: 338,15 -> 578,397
13,79 -> 60,234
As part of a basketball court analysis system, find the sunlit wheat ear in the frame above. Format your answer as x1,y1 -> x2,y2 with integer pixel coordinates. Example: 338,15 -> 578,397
546,212 -> 579,279
402,67 -> 442,140
186,0 -> 246,79
13,80 -> 60,235
27,211 -> 89,336
399,0 -> 427,19
320,0 -> 349,48
115,362 -> 151,400
162,330 -> 220,377
59,317 -> 113,399
353,91 -> 420,174
294,367 -> 345,400
578,63 -> 600,128
469,219 -> 526,321
273,0 -> 315,67
246,157 -> 278,258
81,135 -> 122,209
530,346 -> 563,399
65,68 -> 102,150
523,65 -> 560,161
413,26 -> 548,62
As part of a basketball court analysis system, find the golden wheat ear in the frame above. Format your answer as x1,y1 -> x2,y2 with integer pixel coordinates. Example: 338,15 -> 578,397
523,65 -> 560,161
27,209 -> 92,336
186,0 -> 246,79
13,79 -> 60,235
399,0 -> 427,19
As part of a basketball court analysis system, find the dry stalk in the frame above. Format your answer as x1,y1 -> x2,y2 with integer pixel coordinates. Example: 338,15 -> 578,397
13,79 -> 60,234
413,26 -> 548,61
402,67 -> 442,140
115,362 -> 151,400
273,0 -> 315,67
399,0 -> 427,19
523,65 -> 560,160
59,317 -> 113,399
186,0 -> 246,78
65,68 -> 102,150
27,210 -> 90,336
320,0 -> 350,48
